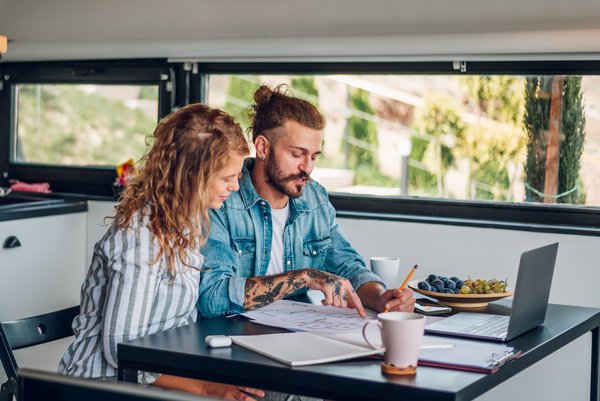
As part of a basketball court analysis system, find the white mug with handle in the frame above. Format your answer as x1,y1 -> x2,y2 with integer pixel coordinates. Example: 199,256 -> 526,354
362,311 -> 425,375
370,257 -> 400,288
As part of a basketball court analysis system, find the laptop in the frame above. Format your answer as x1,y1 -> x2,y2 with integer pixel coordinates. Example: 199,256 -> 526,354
425,242 -> 558,342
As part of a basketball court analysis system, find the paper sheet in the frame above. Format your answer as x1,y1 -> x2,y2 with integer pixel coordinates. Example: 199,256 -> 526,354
418,336 -> 515,372
241,300 -> 377,333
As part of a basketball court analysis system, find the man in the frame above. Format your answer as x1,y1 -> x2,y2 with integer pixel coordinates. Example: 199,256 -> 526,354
198,84 -> 415,318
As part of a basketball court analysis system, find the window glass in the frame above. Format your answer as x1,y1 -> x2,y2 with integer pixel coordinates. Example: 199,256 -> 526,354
15,83 -> 158,166
207,74 -> 599,206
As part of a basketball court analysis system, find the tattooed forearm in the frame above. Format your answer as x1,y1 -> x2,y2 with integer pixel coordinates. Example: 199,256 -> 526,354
306,269 -> 337,285
244,270 -> 309,310
262,276 -> 275,287
245,277 -> 258,291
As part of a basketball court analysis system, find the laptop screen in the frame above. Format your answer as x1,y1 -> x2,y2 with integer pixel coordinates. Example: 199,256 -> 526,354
424,242 -> 559,342
506,242 -> 558,340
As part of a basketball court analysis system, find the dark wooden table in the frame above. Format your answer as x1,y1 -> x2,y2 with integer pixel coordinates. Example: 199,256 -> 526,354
118,301 -> 600,401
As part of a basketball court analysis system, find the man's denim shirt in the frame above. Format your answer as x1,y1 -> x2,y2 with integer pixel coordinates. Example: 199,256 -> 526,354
197,158 -> 382,317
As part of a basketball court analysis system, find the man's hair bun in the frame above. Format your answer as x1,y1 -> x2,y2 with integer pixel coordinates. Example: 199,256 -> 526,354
249,84 -> 324,141
253,85 -> 274,107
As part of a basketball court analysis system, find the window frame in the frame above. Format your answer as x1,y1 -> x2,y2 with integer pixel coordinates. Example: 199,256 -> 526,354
200,60 -> 600,236
1,59 -> 600,235
0,59 -> 182,196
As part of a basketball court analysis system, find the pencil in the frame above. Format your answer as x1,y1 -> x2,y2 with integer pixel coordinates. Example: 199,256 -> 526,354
384,264 -> 418,312
399,264 -> 419,291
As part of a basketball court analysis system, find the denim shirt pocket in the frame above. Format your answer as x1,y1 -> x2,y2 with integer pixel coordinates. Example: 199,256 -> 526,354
302,236 -> 332,268
233,237 -> 256,255
232,237 -> 256,271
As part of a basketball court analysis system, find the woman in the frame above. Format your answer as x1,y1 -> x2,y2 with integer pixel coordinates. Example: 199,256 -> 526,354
58,103 -> 264,401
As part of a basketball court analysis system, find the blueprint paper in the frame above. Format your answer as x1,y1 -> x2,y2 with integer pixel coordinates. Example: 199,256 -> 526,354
241,300 -> 377,333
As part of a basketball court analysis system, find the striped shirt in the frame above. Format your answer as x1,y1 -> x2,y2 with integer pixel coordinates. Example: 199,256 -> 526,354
58,212 -> 202,384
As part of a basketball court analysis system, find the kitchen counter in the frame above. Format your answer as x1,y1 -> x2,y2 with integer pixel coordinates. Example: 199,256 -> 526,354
0,193 -> 87,222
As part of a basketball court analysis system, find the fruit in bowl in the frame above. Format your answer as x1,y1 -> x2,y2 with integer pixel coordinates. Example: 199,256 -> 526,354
419,274 -> 507,294
409,274 -> 512,308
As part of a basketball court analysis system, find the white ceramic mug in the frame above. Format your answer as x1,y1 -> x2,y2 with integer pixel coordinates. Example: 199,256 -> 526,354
370,257 -> 400,288
362,312 -> 425,372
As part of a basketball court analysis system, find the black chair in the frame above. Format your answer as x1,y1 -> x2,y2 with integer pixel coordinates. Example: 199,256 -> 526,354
18,368 -> 219,401
0,306 -> 79,401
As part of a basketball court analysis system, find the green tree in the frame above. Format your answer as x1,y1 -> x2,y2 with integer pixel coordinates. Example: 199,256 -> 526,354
455,123 -> 525,202
523,77 -> 550,202
408,136 -> 437,194
458,76 -> 525,200
523,76 -> 586,204
223,76 -> 260,134
461,76 -> 523,124
457,123 -> 524,201
411,96 -> 465,196
559,76 -> 586,204
290,76 -> 319,101
343,88 -> 378,170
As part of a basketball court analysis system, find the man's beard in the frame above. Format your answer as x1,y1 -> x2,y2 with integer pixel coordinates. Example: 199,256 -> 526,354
265,154 -> 310,199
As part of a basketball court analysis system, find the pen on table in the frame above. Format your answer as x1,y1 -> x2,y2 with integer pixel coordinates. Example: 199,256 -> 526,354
420,343 -> 454,350
384,264 -> 418,313
489,351 -> 515,367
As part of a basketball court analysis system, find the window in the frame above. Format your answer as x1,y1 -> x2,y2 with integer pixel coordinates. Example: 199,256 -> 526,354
2,60 -> 599,233
15,83 -> 158,166
207,73 -> 597,208
0,61 -> 176,196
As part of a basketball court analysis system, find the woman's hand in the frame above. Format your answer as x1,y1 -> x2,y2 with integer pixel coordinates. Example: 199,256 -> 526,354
198,381 -> 265,401
153,374 -> 265,401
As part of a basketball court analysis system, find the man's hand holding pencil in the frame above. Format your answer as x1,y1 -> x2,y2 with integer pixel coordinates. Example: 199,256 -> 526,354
380,287 -> 416,313
383,264 -> 418,313
356,264 -> 417,314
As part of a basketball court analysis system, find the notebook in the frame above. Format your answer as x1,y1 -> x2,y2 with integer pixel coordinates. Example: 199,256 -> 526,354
425,242 -> 558,342
230,332 -> 380,366
229,331 -> 453,367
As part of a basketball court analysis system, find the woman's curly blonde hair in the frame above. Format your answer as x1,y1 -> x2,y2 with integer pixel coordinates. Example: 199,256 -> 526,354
113,103 -> 248,276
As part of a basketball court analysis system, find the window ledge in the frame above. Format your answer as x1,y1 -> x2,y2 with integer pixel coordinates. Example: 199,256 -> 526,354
330,194 -> 600,237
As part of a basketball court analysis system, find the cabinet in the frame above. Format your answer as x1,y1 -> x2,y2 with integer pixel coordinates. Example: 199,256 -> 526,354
0,212 -> 86,321
0,212 -> 86,381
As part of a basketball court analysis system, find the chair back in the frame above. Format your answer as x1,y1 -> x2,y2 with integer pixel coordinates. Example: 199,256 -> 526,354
18,369 -> 218,401
0,306 -> 79,401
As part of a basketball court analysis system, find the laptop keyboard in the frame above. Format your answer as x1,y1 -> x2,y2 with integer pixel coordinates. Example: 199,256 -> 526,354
463,315 -> 509,337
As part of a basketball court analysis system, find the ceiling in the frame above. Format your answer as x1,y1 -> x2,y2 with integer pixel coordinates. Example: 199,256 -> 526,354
2,0 -> 600,61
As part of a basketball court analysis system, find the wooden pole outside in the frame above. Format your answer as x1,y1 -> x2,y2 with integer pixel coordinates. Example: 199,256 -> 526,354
543,76 -> 564,203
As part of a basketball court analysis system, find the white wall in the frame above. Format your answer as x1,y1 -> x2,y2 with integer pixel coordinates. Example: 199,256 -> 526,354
339,217 -> 600,308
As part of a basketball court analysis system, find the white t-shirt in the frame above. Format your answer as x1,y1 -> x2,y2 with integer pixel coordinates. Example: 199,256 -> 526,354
266,203 -> 290,276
